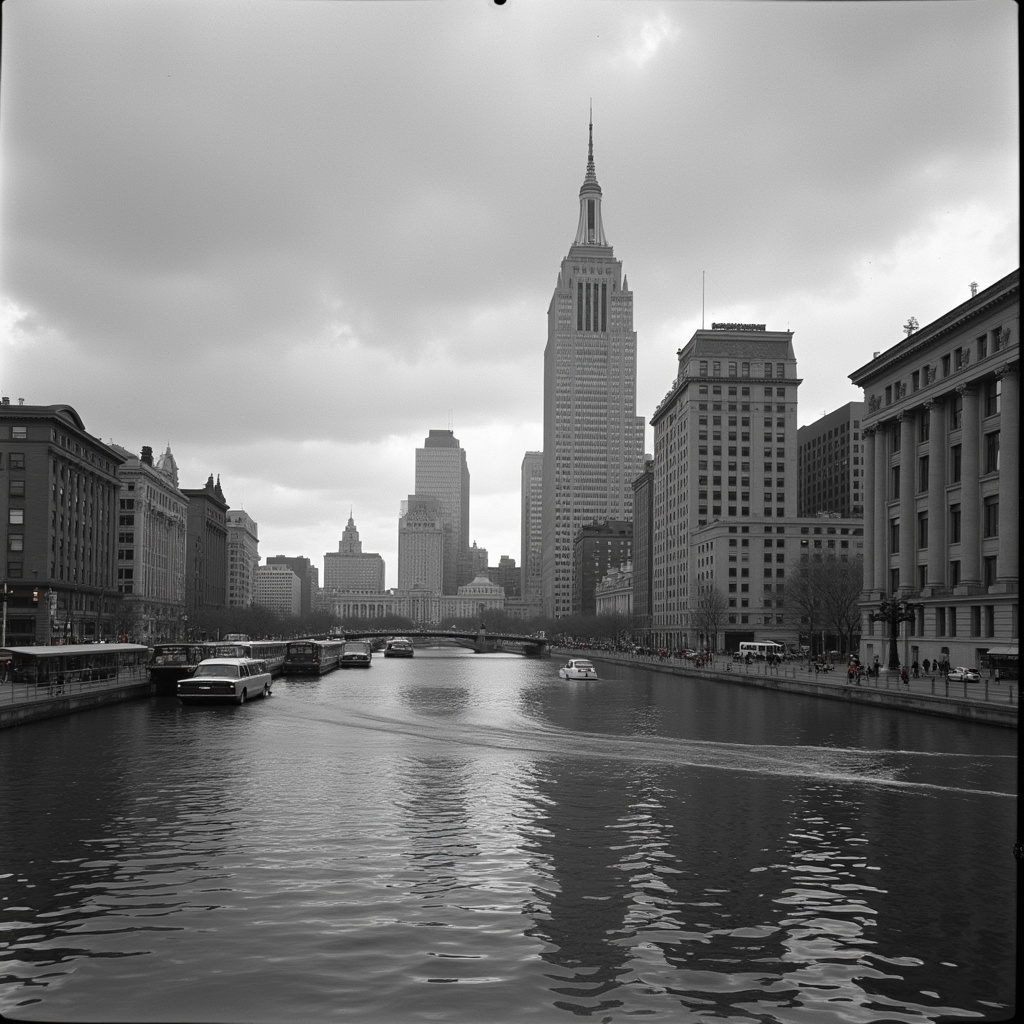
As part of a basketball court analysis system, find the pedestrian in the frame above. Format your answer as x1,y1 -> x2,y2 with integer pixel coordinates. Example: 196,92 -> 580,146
847,662 -> 855,685
912,659 -> 919,678
995,668 -> 1001,684
900,664 -> 910,688
922,657 -> 930,673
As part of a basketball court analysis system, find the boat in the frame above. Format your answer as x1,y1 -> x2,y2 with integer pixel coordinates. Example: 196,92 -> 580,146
558,658 -> 598,680
340,640 -> 373,667
384,637 -> 415,658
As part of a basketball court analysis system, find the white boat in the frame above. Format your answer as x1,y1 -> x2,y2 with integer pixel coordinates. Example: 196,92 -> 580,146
558,658 -> 598,680
177,657 -> 272,704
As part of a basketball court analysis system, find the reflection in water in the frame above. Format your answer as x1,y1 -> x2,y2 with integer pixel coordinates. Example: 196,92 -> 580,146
0,652 -> 1015,1022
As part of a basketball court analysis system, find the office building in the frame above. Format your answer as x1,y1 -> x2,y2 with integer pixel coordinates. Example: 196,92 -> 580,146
649,324 -> 800,650
398,494 -> 444,593
797,402 -> 866,517
849,269 -> 1018,671
0,400 -> 125,644
113,443 -> 188,640
226,509 -> 259,608
631,459 -> 654,632
415,429 -> 470,594
254,563 -> 302,617
572,519 -> 633,616
182,474 -> 229,614
324,513 -> 385,593
520,451 -> 543,602
266,554 -> 314,617
541,120 -> 646,618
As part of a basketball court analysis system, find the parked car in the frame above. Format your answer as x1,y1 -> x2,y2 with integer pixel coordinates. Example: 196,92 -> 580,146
946,666 -> 981,683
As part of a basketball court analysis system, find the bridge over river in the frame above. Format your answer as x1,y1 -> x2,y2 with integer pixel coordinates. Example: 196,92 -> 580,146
327,627 -> 550,656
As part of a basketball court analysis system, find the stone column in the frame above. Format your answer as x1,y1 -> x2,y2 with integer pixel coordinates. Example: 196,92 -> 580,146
995,364 -> 1018,586
874,423 -> 889,592
862,426 -> 877,591
925,397 -> 947,588
958,384 -> 981,585
898,412 -> 916,592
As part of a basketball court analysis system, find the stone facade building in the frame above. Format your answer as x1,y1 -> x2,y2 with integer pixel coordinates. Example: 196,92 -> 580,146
572,519 -> 633,616
0,400 -> 125,644
113,443 -> 188,641
415,430 -> 470,594
648,324 -> 800,650
324,514 -> 385,593
398,494 -> 444,593
596,561 -> 633,616
520,451 -> 543,603
849,270 -> 1018,671
183,474 -> 229,614
226,510 -> 259,608
265,554 -> 314,617
254,563 -> 302,617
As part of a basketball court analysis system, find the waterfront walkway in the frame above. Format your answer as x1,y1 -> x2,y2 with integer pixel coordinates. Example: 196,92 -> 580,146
0,665 -> 153,728
555,648 -> 1018,728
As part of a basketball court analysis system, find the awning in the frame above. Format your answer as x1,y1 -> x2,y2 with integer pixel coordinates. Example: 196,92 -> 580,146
983,645 -> 1018,657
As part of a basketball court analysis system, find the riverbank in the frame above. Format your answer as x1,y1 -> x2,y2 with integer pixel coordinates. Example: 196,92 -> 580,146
0,671 -> 155,728
554,648 -> 1018,728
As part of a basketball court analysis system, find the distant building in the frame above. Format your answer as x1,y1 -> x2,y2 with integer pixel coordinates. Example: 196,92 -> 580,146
415,429 -> 470,594
487,554 -> 521,599
631,459 -> 654,632
254,563 -> 302,617
797,402 -> 866,517
849,269 -> 1018,671
182,473 -> 229,616
266,554 -> 313,617
572,519 -> 633,616
113,443 -> 188,641
226,510 -> 259,608
324,513 -> 385,593
0,400 -> 125,644
541,120 -> 646,618
398,494 -> 444,593
467,541 -> 488,578
520,451 -> 543,602
596,561 -> 633,616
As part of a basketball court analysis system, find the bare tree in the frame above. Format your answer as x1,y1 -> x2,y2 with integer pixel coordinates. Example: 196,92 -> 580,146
817,555 -> 863,656
781,557 -> 824,654
692,581 -> 727,652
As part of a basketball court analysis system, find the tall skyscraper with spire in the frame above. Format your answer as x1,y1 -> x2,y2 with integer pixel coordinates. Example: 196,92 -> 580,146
542,118 -> 646,618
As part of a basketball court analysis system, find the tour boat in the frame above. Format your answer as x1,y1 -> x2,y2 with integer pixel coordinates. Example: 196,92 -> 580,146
558,658 -> 598,680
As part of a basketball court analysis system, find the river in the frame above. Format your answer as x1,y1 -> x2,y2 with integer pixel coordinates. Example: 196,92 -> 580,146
0,648 -> 1016,1022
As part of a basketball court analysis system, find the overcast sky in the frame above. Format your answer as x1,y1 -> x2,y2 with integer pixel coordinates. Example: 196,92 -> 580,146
1,0 -> 1018,589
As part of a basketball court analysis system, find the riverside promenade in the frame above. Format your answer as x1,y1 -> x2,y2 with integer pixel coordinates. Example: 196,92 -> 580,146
554,648 -> 1018,729
0,665 -> 154,729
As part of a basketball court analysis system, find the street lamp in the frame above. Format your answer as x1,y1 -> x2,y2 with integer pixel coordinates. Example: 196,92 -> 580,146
868,594 -> 922,671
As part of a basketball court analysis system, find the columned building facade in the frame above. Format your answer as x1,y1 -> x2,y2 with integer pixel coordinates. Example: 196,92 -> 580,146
850,270 -> 1018,670
542,120 -> 646,617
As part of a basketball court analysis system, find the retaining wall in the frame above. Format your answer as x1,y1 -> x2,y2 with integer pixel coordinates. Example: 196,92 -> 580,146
0,680 -> 156,729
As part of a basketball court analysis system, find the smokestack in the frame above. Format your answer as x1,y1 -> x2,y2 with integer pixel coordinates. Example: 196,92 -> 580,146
141,446 -> 154,466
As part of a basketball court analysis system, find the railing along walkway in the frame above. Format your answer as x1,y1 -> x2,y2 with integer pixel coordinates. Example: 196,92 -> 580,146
1,663 -> 150,708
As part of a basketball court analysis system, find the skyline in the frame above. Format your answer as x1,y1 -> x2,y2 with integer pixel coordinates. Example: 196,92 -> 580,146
1,1 -> 1018,589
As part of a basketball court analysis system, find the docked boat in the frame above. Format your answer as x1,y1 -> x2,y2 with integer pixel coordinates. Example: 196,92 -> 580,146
384,637 -> 414,658
340,640 -> 373,667
558,658 -> 598,680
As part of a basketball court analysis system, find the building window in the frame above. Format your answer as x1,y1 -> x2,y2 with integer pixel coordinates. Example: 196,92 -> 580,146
983,557 -> 998,587
950,393 -> 963,430
889,520 -> 900,554
949,504 -> 961,543
917,512 -> 928,549
949,561 -> 960,587
9,453 -> 25,470
890,568 -> 900,592
950,444 -> 962,482
8,509 -> 24,526
890,465 -> 900,500
977,333 -> 988,360
984,431 -> 999,473
7,534 -> 23,552
918,455 -> 929,492
11,426 -> 27,440
911,370 -> 920,392
9,480 -> 25,498
983,378 -> 1000,416
983,496 -> 999,538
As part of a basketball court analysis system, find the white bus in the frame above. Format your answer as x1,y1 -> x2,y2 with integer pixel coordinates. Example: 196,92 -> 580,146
737,641 -> 785,660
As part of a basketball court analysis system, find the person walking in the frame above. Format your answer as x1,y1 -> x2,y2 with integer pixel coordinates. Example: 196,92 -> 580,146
900,664 -> 910,688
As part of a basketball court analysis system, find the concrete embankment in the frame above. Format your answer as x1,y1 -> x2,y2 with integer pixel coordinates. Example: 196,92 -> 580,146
0,679 -> 156,729
554,649 -> 1018,729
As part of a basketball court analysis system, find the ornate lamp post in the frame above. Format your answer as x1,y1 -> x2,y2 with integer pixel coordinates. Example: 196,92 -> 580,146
868,594 -> 922,670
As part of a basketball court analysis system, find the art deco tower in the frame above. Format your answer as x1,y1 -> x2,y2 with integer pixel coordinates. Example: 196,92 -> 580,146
542,120 -> 646,618
414,429 -> 470,595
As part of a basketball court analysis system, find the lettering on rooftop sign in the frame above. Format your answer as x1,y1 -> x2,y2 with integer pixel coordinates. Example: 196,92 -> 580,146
711,323 -> 766,331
